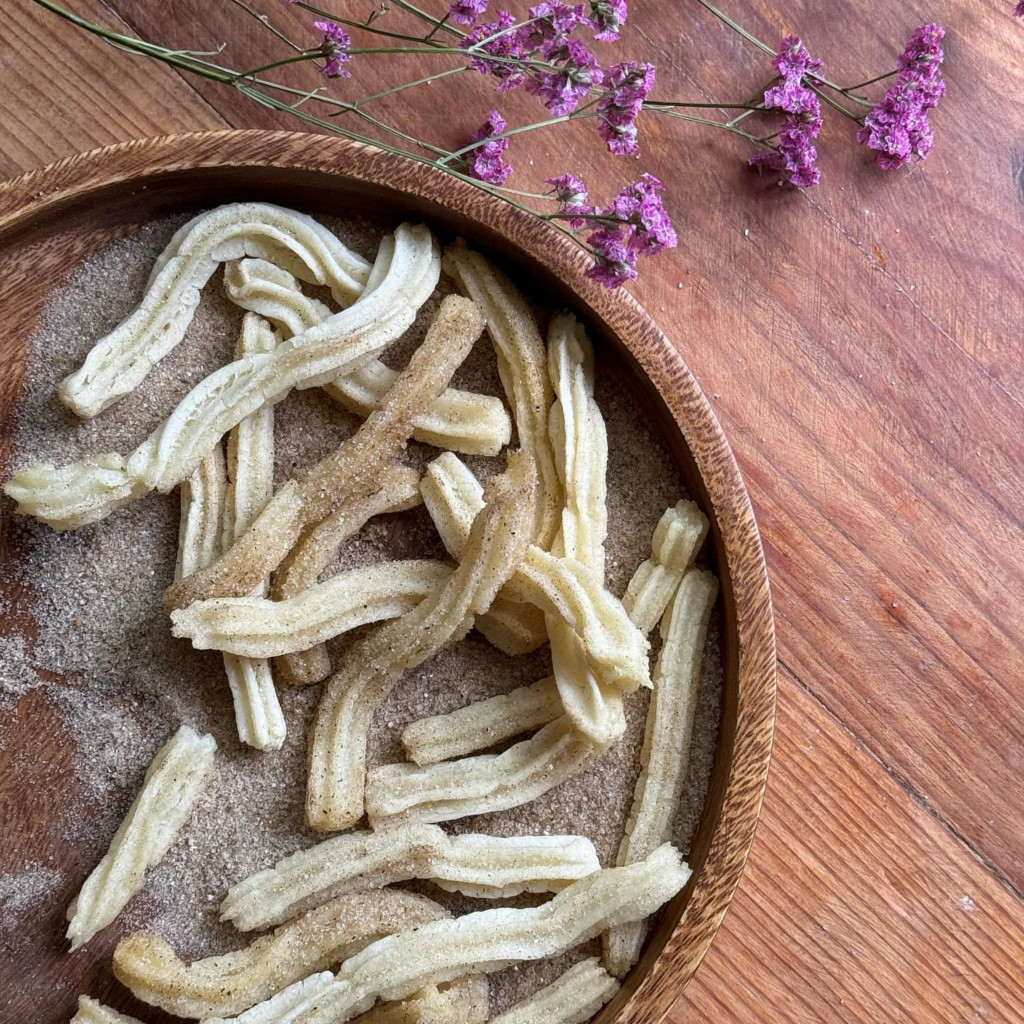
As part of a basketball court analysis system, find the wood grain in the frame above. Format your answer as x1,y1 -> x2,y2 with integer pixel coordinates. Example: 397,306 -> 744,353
0,131 -> 775,1024
671,667 -> 1024,1023
2,0 -> 1023,1021
0,0 -> 225,179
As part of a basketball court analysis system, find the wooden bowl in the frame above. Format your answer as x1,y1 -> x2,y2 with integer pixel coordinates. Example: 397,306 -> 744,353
0,130 -> 776,1023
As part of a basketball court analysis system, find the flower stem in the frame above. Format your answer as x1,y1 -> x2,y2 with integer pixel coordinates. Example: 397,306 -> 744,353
423,12 -> 450,42
692,0 -> 774,55
328,66 -> 469,115
224,0 -> 305,53
230,51 -> 322,83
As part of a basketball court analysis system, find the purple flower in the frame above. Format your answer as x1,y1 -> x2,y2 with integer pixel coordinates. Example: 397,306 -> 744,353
897,23 -> 945,76
585,227 -> 638,288
588,0 -> 628,41
772,35 -> 823,81
461,10 -> 527,90
750,36 -> 822,187
464,110 -> 514,184
1016,1 -> 1024,17
449,0 -> 489,25
520,2 -> 588,46
858,24 -> 945,171
606,173 -> 678,254
596,61 -> 655,155
547,172 -> 594,227
526,39 -> 601,114
313,20 -> 352,78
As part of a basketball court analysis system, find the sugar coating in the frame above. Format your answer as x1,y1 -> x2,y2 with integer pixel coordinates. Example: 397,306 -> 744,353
0,213 -> 722,1017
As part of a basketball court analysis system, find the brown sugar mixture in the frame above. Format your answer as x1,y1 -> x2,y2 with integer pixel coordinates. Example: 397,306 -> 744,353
0,214 -> 722,1019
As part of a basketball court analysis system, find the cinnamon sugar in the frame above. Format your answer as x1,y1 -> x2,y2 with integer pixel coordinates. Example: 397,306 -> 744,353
0,214 -> 721,1017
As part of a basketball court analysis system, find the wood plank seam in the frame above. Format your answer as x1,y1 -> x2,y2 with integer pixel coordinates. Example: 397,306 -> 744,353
96,0 -> 234,130
780,653 -> 1024,905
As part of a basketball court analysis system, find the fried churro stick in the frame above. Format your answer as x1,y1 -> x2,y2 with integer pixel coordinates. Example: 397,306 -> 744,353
2,454 -> 147,531
165,292 -> 481,613
306,451 -> 537,830
420,453 -> 646,689
604,568 -> 719,977
175,448 -> 228,583
420,452 -> 547,655
5,225 -> 438,531
171,560 -> 452,658
443,240 -> 561,549
59,204 -> 371,418
209,845 -> 690,1024
366,718 -> 597,824
490,957 -> 619,1024
272,467 -> 424,684
113,890 -> 452,1019
225,258 -> 511,457
544,313 -> 619,744
219,314 -> 287,749
264,290 -> 483,679
70,997 -> 145,1024
621,500 -> 709,635
220,825 -> 599,931
397,498 -> 707,771
401,677 -> 564,765
66,725 -> 215,951
352,976 -> 489,1024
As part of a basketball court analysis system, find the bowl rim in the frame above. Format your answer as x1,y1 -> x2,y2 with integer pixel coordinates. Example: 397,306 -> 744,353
0,128 -> 776,1022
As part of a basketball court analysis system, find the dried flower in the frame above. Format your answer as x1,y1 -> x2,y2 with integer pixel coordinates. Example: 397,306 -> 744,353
596,60 -> 655,155
521,2 -> 588,46
750,36 -> 822,187
857,23 -> 945,171
313,20 -> 352,79
588,0 -> 628,41
547,172 -> 594,227
585,227 -> 638,288
461,10 -> 528,90
583,173 -> 677,287
449,0 -> 490,26
464,109 -> 514,184
772,35 -> 822,80
526,39 -> 601,114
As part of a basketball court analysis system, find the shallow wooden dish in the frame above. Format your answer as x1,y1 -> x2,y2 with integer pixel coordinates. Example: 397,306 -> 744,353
0,129 -> 776,1023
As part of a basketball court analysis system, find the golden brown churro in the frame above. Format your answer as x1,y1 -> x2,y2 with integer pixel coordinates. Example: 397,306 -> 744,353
306,451 -> 537,830
164,292 -> 482,612
113,890 -> 454,1019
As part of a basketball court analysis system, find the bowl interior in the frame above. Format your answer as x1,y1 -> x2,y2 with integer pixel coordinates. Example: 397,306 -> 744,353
0,133 -> 775,1024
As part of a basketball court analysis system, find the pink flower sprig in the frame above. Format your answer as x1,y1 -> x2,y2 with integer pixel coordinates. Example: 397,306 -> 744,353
548,173 -> 678,288
464,109 -> 514,184
748,36 -> 823,188
857,24 -> 945,170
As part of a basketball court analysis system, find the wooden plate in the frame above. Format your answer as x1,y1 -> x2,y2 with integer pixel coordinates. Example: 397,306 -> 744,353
0,129 -> 776,1024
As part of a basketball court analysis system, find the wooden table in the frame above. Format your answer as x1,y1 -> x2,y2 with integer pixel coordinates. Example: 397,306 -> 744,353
2,1 -> 1022,1020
